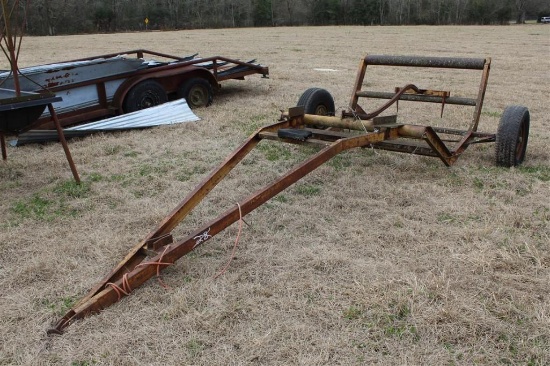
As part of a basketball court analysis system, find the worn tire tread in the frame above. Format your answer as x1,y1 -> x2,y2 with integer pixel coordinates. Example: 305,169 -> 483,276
296,88 -> 335,115
495,105 -> 529,167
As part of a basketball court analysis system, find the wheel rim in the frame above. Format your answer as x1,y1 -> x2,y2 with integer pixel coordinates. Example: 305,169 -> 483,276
515,119 -> 528,162
140,91 -> 160,108
314,104 -> 328,115
188,85 -> 208,107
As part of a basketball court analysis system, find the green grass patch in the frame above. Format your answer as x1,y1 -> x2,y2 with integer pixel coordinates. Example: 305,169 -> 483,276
186,339 -> 204,357
41,296 -> 77,316
11,179 -> 92,222
86,172 -> 104,182
103,144 -> 123,156
239,114 -> 270,136
472,177 -> 484,190
328,154 -> 353,171
177,166 -> 208,182
54,180 -> 91,198
518,165 -> 550,182
12,195 -> 51,220
257,142 -> 292,161
437,213 -> 456,223
294,183 -> 321,196
137,163 -> 166,177
273,194 -> 288,203
123,150 -> 140,158
70,361 -> 97,366
343,306 -> 363,320
481,110 -> 502,118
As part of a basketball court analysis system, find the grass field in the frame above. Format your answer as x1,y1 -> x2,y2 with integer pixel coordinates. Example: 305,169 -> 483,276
1,25 -> 549,365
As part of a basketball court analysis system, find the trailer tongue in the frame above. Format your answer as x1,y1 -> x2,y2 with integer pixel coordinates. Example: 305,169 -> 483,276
49,54 -> 529,334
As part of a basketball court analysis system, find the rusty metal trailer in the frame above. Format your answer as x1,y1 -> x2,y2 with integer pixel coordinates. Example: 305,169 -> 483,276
0,49 -> 269,132
49,54 -> 529,334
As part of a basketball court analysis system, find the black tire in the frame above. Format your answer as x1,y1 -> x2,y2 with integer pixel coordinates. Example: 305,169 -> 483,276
123,80 -> 168,113
296,88 -> 335,116
495,105 -> 530,167
177,78 -> 213,108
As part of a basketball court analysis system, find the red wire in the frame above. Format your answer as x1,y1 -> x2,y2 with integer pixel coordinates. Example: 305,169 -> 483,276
214,203 -> 243,279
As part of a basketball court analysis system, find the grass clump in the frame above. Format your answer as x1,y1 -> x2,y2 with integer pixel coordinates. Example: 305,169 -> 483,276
294,183 -> 321,196
257,142 -> 292,161
54,180 -> 91,198
41,296 -> 77,316
343,305 -> 363,320
12,194 -> 51,220
186,339 -> 205,358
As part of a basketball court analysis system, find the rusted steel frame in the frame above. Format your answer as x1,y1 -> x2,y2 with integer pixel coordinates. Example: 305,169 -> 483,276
132,55 -> 268,78
352,55 -> 490,131
60,49 -> 190,64
470,59 -> 490,132
212,59 -> 218,79
216,68 -> 269,81
450,131 -> 475,157
371,140 -> 438,157
33,55 -> 267,95
364,55 -> 487,70
282,112 -> 403,133
68,119 -> 292,315
397,125 -> 455,166
35,107 -> 113,131
431,127 -> 496,143
467,134 -> 496,144
444,128 -> 495,157
349,84 -> 425,121
48,104 -> 80,183
355,91 -> 477,107
50,125 -> 393,333
301,113 -> 376,131
349,58 -> 368,113
258,131 -> 334,147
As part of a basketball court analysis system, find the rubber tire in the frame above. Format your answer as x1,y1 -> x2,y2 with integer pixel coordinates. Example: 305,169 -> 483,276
123,80 -> 168,113
495,105 -> 530,167
296,88 -> 335,116
177,78 -> 213,108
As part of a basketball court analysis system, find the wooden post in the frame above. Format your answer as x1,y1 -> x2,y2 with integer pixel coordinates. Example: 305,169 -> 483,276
48,104 -> 81,183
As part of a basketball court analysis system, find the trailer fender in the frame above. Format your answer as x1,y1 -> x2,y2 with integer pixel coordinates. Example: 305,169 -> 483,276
114,66 -> 218,113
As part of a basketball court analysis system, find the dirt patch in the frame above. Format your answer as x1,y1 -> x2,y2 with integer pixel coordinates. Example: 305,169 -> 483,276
0,25 -> 549,365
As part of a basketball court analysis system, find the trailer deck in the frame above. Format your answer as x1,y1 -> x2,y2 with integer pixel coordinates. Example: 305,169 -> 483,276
0,49 -> 269,132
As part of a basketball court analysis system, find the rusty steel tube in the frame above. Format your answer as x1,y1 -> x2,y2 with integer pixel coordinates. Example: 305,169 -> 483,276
303,114 -> 375,131
281,112 -> 376,131
397,125 -> 427,138
364,55 -> 487,70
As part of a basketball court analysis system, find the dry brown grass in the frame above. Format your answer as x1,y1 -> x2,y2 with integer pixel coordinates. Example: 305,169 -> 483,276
1,25 -> 549,365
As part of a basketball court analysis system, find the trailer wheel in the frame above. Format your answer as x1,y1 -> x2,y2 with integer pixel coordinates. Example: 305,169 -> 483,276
178,78 -> 213,108
495,105 -> 530,167
123,80 -> 168,113
297,88 -> 335,116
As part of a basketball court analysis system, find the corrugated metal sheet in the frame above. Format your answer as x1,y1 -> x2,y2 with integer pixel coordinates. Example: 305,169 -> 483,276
67,99 -> 199,130
11,99 -> 200,145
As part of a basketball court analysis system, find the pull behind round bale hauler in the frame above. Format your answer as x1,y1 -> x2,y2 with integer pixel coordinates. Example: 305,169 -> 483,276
49,53 -> 530,334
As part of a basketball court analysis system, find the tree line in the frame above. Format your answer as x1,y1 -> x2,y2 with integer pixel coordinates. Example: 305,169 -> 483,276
16,0 -> 550,36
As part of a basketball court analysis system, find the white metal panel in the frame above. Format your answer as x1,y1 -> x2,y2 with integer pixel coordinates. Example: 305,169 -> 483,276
66,99 -> 200,131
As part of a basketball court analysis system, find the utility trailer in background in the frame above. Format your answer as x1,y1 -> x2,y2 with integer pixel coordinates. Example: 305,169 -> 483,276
0,49 -> 269,132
